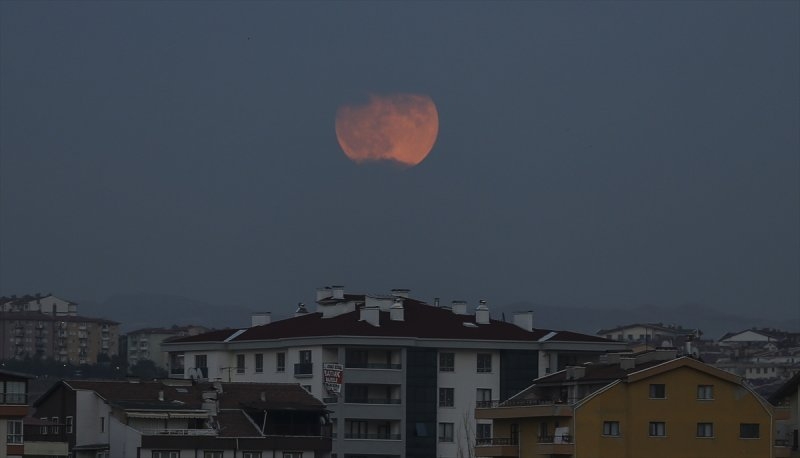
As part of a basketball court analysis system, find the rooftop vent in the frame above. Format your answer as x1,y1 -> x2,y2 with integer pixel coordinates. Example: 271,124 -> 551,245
475,300 -> 490,325
295,302 -> 308,317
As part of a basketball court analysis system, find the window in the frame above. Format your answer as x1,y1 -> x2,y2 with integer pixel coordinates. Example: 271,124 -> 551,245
477,388 -> 492,404
96,452 -> 109,458
40,418 -> 48,435
439,387 -> 454,407
603,421 -> 620,436
66,416 -> 73,433
236,354 -> 245,373
510,423 -> 519,444
5,380 -> 26,404
439,352 -> 454,372
476,423 -> 491,439
254,354 -> 263,373
152,452 -> 180,458
242,453 -> 262,458
438,422 -> 454,442
100,416 -> 105,433
204,452 -> 223,458
477,353 -> 492,373
740,423 -> 760,438
276,352 -> 286,372
696,423 -> 714,438
649,384 -> 666,399
300,350 -> 312,363
283,453 -> 302,458
52,416 -> 60,434
648,422 -> 666,437
7,419 -> 23,444
346,349 -> 369,368
697,385 -> 713,400
194,354 -> 207,368
348,420 -> 368,439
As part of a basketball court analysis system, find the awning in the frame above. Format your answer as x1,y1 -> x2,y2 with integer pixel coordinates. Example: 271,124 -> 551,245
167,412 -> 209,419
127,412 -> 169,419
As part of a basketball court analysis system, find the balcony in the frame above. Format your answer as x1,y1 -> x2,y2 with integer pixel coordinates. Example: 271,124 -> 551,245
346,362 -> 402,370
0,393 -> 28,404
474,437 -> 518,457
475,399 -> 574,419
774,439 -> 792,458
294,362 -> 313,377
344,432 -> 401,440
345,397 -> 401,404
536,435 -> 574,455
140,428 -> 216,436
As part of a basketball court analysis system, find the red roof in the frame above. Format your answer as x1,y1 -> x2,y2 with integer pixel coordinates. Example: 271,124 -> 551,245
171,298 -> 611,344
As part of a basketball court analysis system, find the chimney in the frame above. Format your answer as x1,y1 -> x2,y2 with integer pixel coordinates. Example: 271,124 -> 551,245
331,285 -> 345,300
295,302 -> 308,317
390,288 -> 410,298
390,297 -> 404,321
451,300 -> 468,315
158,390 -> 164,401
316,287 -> 332,301
565,366 -> 586,380
513,311 -> 534,332
475,300 -> 490,325
260,391 -> 266,402
360,305 -> 380,327
251,312 -> 271,327
434,297 -> 440,307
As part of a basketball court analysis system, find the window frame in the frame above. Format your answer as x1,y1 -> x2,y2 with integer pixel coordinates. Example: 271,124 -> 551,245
51,416 -> 60,434
476,388 -> 492,403
696,422 -> 714,438
648,421 -> 666,437
697,384 -> 713,400
477,353 -> 492,373
203,452 -> 224,458
602,421 -> 620,437
476,423 -> 492,439
439,352 -> 455,372
254,353 -> 264,373
236,354 -> 246,374
152,451 -> 180,458
648,384 -> 666,399
438,422 -> 454,442
66,415 -> 73,434
439,387 -> 454,407
242,452 -> 262,458
276,352 -> 286,372
7,419 -> 23,444
740,423 -> 760,439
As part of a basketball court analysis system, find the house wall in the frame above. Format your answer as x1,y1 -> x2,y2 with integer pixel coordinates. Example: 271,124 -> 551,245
574,365 -> 772,457
75,390 -> 112,447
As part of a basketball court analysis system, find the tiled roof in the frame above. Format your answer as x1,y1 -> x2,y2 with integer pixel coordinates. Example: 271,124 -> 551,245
216,382 -> 326,411
65,380 -> 203,407
769,369 -> 800,404
597,323 -> 696,336
532,359 -> 668,385
171,298 -> 612,344
216,409 -> 261,437
0,311 -> 118,325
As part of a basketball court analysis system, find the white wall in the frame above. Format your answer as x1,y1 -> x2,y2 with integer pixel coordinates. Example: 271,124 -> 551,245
109,416 -> 141,458
75,390 -> 111,447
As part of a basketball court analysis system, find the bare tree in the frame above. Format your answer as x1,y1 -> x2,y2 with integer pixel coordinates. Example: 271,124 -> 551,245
456,406 -> 476,458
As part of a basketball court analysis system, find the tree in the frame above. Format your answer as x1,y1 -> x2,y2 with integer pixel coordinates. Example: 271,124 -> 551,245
129,359 -> 168,380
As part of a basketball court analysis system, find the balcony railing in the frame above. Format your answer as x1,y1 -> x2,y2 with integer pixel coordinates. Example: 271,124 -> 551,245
476,437 -> 518,446
345,362 -> 402,370
344,433 -> 401,440
477,398 -> 577,409
538,434 -> 573,443
0,393 -> 28,404
140,428 -> 216,436
344,397 -> 401,404
294,362 -> 313,377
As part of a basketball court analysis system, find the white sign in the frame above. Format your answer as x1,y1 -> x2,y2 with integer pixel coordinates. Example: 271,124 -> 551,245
323,363 -> 343,394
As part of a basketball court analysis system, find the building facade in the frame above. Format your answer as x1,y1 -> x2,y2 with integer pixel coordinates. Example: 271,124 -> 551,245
475,352 -> 782,458
125,326 -> 208,370
162,286 -> 627,458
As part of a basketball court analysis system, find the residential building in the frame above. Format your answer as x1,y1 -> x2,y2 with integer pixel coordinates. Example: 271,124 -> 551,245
1,370 -> 29,457
596,323 -> 700,349
125,326 -> 208,371
0,294 -> 77,316
162,286 -> 628,458
32,379 -> 332,458
0,312 -> 119,364
771,370 -> 800,457
22,417 -> 70,457
475,351 -> 780,458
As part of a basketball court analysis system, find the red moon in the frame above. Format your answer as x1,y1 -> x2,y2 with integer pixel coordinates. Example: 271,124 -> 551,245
335,93 -> 439,167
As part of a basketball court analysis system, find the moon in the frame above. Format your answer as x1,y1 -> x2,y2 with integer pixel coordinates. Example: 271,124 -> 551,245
335,93 -> 439,167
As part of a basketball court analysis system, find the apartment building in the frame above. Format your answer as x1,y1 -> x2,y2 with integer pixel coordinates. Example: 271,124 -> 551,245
1,294 -> 77,316
126,326 -> 208,370
771,370 -> 800,457
33,379 -> 331,458
162,286 -> 627,458
0,312 -> 119,365
475,351 -> 781,458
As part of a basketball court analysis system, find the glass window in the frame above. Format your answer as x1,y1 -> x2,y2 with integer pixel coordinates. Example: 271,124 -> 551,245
603,421 -> 620,436
153,452 -> 180,458
242,453 -> 261,458
697,385 -> 713,400
740,423 -> 760,438
66,416 -> 73,433
648,422 -> 665,437
510,423 -> 519,444
194,354 -> 207,368
254,354 -> 263,373
276,352 -> 286,372
299,350 -> 312,363
696,423 -> 713,438
40,418 -> 48,435
476,423 -> 491,439
7,419 -> 23,444
204,452 -> 223,458
438,422 -> 454,442
51,416 -> 59,434
283,453 -> 302,458
5,381 -> 26,404
649,384 -> 666,399
477,388 -> 492,403
477,353 -> 492,373
236,354 -> 245,373
100,416 -> 105,433
439,387 -> 454,407
439,352 -> 454,372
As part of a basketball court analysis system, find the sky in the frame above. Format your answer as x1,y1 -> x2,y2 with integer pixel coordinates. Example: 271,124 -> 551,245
1,1 -> 798,320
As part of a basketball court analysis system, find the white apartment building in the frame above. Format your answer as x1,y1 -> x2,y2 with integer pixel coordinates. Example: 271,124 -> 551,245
162,287 -> 627,458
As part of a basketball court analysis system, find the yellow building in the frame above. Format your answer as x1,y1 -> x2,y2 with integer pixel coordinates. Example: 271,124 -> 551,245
475,351 -> 782,458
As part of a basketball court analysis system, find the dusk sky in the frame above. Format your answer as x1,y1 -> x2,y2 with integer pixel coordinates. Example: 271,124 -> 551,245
1,2 -> 798,320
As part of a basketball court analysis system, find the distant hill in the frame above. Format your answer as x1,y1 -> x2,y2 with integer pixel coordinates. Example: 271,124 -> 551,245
78,293 -> 260,332
492,302 -> 800,340
76,293 -> 798,340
